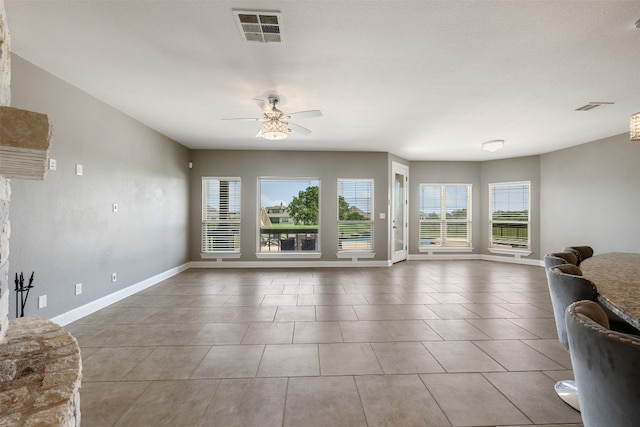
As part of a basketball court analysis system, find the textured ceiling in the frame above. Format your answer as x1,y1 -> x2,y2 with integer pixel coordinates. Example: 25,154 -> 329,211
5,1 -> 640,161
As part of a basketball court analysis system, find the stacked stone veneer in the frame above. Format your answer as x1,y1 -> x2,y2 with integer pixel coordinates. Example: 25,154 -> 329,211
0,1 -> 82,425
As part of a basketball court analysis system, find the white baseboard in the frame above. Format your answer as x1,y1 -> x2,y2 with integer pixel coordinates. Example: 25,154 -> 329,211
50,263 -> 190,326
189,260 -> 392,269
409,252 -> 544,267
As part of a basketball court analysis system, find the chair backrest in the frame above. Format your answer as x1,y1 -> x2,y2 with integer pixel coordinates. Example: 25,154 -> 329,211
547,264 -> 597,348
562,245 -> 594,265
566,300 -> 640,427
543,252 -> 578,289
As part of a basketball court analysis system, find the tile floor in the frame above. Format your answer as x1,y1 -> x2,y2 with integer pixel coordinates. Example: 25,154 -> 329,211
67,260 -> 584,426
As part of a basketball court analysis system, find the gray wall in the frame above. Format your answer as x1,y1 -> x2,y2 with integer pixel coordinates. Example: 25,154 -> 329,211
189,150 -> 390,262
540,133 -> 640,256
8,55 -> 190,319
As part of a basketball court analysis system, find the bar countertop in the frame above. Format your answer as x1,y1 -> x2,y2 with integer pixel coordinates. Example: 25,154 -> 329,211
580,252 -> 640,331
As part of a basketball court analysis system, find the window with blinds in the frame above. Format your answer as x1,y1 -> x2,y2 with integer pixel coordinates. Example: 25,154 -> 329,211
419,184 -> 472,249
338,179 -> 373,251
202,177 -> 241,253
489,181 -> 530,250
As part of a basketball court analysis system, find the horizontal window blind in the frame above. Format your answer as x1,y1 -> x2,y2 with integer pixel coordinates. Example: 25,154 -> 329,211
202,178 -> 241,253
419,184 -> 471,248
338,179 -> 373,251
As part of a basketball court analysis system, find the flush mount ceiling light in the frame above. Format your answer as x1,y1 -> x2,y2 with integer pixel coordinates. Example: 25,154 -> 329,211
631,112 -> 640,142
482,140 -> 505,152
261,119 -> 289,140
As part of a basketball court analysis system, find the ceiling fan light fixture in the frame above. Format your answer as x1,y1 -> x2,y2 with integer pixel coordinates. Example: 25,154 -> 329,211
631,112 -> 640,142
261,119 -> 289,140
482,140 -> 505,152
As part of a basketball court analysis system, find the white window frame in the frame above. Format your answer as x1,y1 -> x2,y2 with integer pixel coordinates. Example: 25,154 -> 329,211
488,180 -> 532,256
201,177 -> 241,259
418,184 -> 473,253
256,177 -> 322,259
337,179 -> 375,259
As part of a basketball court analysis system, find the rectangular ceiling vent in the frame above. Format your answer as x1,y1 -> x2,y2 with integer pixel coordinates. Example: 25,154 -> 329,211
233,10 -> 283,43
575,102 -> 614,111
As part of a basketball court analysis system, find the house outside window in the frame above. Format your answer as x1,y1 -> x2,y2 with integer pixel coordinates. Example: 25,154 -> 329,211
337,179 -> 373,252
489,181 -> 531,251
419,184 -> 472,250
201,177 -> 241,254
259,178 -> 320,254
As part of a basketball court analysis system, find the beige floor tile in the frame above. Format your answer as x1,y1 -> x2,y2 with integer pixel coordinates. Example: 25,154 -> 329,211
297,293 -> 369,306
143,307 -> 238,323
382,319 -> 442,341
425,319 -> 492,340
191,345 -> 264,379
474,340 -> 565,371
231,306 -> 277,322
261,294 -> 299,306
319,343 -> 383,375
293,321 -> 343,343
499,302 -> 554,318
123,345 -> 210,380
509,317 -> 559,339
223,295 -> 265,306
81,324 -> 153,347
356,374 -> 451,427
522,338 -> 573,369
461,303 -> 522,318
427,292 -> 473,304
135,322 -> 206,346
257,344 -> 320,377
466,318 -> 539,339
423,341 -> 506,373
274,305 -> 316,321
82,347 -> 154,381
340,320 -> 394,342
80,381 -> 150,427
353,304 -> 439,320
395,292 -> 440,304
189,322 -> 250,345
115,380 -> 219,427
241,322 -> 294,344
315,305 -> 358,321
484,371 -> 583,424
363,293 -> 404,304
426,303 -> 481,319
371,342 -> 444,374
200,378 -> 287,427
284,376 -> 367,427
421,372 -> 530,426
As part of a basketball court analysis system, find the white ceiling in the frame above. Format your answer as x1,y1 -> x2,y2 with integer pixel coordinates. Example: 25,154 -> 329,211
5,1 -> 640,161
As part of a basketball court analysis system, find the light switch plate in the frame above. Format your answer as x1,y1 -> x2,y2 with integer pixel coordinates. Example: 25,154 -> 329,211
49,158 -> 57,170
76,164 -> 83,175
38,295 -> 47,309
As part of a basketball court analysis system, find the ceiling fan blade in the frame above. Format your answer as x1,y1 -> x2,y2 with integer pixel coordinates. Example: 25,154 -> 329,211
221,117 -> 263,121
255,129 -> 264,138
286,110 -> 323,119
287,122 -> 312,135
254,98 -> 272,114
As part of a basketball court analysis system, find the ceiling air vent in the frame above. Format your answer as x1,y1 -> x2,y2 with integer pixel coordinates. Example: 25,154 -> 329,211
575,102 -> 614,111
233,10 -> 283,43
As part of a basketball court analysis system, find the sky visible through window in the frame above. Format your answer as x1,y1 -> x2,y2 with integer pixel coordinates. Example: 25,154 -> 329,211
261,179 -> 319,207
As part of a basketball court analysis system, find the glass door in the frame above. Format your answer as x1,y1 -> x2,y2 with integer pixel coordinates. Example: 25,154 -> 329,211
391,162 -> 408,263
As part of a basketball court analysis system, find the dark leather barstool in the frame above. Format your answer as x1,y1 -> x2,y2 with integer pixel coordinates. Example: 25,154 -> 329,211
566,300 -> 640,427
562,245 -> 594,266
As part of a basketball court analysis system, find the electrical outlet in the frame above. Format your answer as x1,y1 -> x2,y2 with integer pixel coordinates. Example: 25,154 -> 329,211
76,164 -> 83,176
75,283 -> 82,295
49,158 -> 57,170
111,272 -> 117,282
112,203 -> 118,213
38,295 -> 47,309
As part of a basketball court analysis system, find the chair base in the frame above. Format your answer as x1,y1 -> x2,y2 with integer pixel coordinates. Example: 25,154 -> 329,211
554,380 -> 580,411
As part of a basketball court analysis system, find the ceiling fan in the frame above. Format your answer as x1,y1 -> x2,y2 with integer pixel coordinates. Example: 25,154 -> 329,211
222,97 -> 322,140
